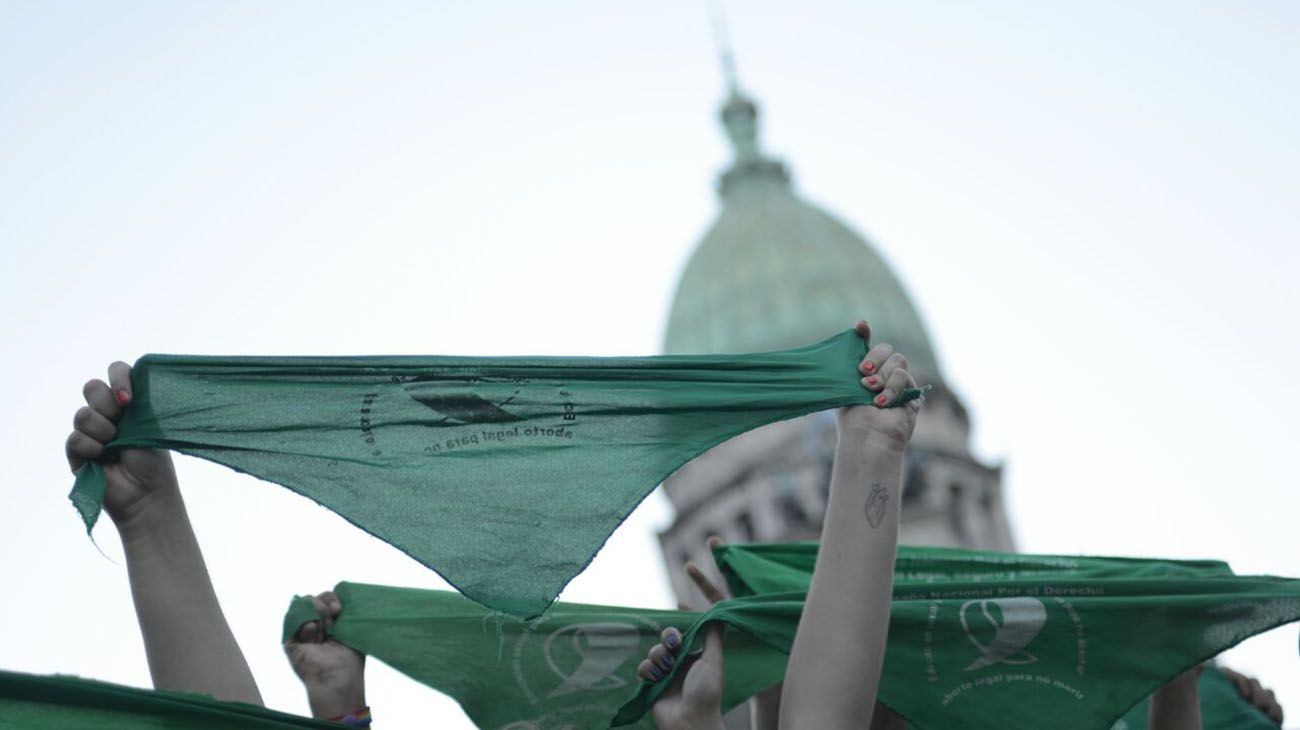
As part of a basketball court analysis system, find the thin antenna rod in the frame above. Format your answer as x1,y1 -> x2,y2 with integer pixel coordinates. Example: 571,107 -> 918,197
707,0 -> 739,93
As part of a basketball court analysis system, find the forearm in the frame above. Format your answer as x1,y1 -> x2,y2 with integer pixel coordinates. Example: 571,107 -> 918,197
1148,669 -> 1202,730
115,486 -> 262,705
779,434 -> 902,729
750,682 -> 781,730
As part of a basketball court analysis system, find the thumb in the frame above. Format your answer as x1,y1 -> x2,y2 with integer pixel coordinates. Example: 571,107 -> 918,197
699,620 -> 725,672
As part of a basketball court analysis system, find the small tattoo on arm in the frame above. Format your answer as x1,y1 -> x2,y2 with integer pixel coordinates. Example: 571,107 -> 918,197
865,482 -> 889,528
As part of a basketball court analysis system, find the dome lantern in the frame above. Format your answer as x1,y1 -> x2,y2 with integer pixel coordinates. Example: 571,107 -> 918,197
716,90 -> 790,197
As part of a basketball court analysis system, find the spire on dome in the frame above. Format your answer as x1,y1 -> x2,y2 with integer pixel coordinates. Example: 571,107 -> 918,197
708,1 -> 777,168
708,0 -> 739,94
707,5 -> 786,194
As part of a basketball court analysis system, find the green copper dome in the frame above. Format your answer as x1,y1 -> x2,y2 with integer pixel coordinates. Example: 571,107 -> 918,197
663,90 -> 942,381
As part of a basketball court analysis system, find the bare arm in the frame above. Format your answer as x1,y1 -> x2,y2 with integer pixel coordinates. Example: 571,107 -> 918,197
778,323 -> 918,730
750,683 -> 781,730
1148,668 -> 1202,730
66,362 -> 262,705
761,687 -> 906,729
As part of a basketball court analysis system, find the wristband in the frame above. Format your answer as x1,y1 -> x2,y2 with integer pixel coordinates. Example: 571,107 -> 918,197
329,707 -> 371,728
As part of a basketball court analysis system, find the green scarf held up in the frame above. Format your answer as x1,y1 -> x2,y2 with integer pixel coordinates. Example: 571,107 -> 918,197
282,546 -> 1300,730
623,542 -> 1300,729
0,670 -> 336,730
281,582 -> 782,730
69,330 -> 920,618
0,664 -> 1266,730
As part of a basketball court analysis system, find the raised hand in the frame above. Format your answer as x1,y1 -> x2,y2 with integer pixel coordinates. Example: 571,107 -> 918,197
779,320 -> 917,730
1221,666 -> 1283,725
65,361 -> 179,526
66,363 -> 261,704
284,591 -> 367,721
839,320 -> 921,451
637,550 -> 728,730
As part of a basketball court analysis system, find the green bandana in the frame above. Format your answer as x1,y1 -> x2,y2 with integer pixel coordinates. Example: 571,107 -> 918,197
1116,666 -> 1278,730
281,582 -> 774,730
623,542 -> 1300,730
281,545 -> 1300,730
0,670 -> 335,729
69,331 -> 919,617
0,662 -> 1266,729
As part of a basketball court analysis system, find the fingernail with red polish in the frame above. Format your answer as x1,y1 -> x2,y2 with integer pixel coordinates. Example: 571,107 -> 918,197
863,362 -> 875,373
867,376 -> 879,386
876,395 -> 888,406
115,389 -> 131,406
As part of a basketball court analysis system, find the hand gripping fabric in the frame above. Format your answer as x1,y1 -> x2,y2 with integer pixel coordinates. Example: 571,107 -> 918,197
619,543 -> 1300,729
1116,666 -> 1280,730
281,582 -> 776,730
280,547 -> 1300,730
0,669 -> 338,729
69,330 -> 921,617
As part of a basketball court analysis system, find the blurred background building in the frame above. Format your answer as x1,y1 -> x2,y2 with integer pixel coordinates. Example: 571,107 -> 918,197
657,84 -> 1017,727
657,85 -> 1017,610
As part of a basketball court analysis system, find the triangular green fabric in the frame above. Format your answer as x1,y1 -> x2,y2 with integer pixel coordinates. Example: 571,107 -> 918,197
623,543 -> 1300,730
1116,666 -> 1279,730
281,547 -> 1300,730
281,582 -> 784,730
69,331 -> 919,617
0,669 -> 335,729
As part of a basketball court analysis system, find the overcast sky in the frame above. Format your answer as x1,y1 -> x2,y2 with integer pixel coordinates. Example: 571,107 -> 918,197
2,1 -> 1298,726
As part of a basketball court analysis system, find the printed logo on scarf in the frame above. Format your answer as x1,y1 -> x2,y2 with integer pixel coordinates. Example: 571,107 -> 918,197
354,377 -> 582,458
505,613 -> 663,729
920,590 -> 1091,709
960,597 -> 1046,670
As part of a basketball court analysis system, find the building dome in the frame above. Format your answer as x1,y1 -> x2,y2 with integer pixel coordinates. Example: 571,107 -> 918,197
658,89 -> 1015,640
663,90 -> 942,381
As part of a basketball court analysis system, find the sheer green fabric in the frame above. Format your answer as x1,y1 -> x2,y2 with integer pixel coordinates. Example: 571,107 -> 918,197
0,651 -> 1266,729
281,582 -> 779,730
69,331 -> 918,617
281,546 -> 1300,730
622,543 -> 1300,729
0,670 -> 335,729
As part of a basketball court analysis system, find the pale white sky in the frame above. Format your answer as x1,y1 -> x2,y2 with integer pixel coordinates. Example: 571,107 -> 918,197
2,1 -> 1298,727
